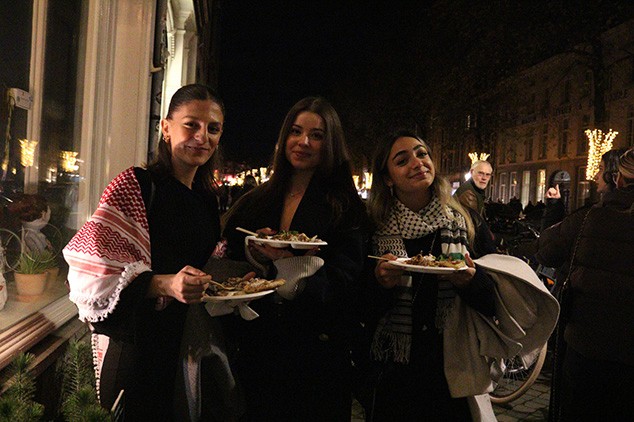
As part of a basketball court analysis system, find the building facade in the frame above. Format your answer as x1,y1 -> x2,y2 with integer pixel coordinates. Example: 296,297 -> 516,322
0,0 -> 220,406
432,19 -> 634,213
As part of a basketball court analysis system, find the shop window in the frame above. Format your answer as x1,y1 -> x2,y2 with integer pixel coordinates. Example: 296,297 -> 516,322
509,171 -> 518,200
1,2 -> 32,195
576,166 -> 591,209
1,0 -> 85,361
536,169 -> 546,203
499,172 -> 508,203
521,170 -> 531,208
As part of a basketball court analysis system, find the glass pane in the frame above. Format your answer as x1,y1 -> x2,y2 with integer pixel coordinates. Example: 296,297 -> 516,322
39,0 -> 84,241
577,167 -> 590,209
499,172 -> 508,203
1,0 -> 84,332
536,169 -> 546,202
0,1 -> 32,195
509,172 -> 518,199
521,171 -> 531,208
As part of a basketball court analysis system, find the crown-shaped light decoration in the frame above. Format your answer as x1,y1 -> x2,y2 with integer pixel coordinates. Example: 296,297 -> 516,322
585,129 -> 618,181
468,152 -> 490,164
60,150 -> 79,173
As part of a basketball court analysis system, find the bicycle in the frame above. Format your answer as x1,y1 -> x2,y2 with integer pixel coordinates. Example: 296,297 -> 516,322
489,343 -> 548,404
488,223 -> 556,405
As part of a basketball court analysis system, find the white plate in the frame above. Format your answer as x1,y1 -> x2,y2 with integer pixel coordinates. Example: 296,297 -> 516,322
203,289 -> 275,302
387,258 -> 468,274
246,235 -> 327,249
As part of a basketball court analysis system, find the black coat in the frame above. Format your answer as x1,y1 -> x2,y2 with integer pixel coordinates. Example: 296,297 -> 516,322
222,178 -> 370,420
536,185 -> 634,366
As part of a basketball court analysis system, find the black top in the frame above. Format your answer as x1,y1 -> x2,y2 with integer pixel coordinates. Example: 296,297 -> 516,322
92,169 -> 219,419
93,171 -> 219,342
223,178 -> 368,348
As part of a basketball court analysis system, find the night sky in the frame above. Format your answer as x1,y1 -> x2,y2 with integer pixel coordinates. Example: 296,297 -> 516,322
216,1 -> 634,167
217,1 -> 429,166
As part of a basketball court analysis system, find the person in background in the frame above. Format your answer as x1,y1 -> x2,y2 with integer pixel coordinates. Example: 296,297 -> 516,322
222,96 -> 369,421
365,131 -> 496,421
536,147 -> 634,421
63,84 -> 225,420
541,147 -> 627,230
453,160 -> 493,217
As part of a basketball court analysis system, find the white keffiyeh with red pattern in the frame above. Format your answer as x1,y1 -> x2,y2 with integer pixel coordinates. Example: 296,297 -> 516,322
64,167 -> 155,322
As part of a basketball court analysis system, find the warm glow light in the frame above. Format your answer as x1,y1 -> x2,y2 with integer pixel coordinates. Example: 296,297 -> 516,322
468,152 -> 490,164
19,139 -> 38,167
585,129 -> 618,180
259,167 -> 270,183
60,150 -> 79,172
46,166 -> 57,183
364,171 -> 373,189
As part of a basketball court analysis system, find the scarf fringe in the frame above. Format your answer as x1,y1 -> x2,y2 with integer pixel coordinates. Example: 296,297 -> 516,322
371,196 -> 468,365
371,324 -> 412,364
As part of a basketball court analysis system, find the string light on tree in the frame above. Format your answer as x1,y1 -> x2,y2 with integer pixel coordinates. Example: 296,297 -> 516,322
585,129 -> 618,181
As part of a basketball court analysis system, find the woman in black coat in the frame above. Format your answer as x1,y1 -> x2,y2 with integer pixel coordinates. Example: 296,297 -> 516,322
222,97 -> 369,421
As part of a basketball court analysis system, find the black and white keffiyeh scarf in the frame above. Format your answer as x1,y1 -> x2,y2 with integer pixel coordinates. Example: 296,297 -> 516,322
371,196 -> 469,364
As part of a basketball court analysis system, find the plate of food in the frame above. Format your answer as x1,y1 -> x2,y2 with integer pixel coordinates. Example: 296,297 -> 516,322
387,254 -> 468,274
203,277 -> 286,302
246,230 -> 327,250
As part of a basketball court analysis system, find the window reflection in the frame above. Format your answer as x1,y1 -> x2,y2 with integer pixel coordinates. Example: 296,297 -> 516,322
0,0 -> 83,335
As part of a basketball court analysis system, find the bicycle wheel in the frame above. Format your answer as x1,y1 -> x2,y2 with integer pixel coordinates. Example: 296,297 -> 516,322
0,228 -> 22,272
489,343 -> 548,404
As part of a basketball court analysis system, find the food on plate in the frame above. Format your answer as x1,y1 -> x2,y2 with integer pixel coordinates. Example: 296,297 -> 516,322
404,253 -> 466,269
256,230 -> 322,243
205,277 -> 286,297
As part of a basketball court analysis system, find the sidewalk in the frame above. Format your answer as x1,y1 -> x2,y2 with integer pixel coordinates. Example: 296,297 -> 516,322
493,357 -> 551,422
351,355 -> 552,421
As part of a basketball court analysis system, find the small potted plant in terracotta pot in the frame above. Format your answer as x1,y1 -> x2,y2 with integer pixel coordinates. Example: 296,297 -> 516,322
14,250 -> 52,297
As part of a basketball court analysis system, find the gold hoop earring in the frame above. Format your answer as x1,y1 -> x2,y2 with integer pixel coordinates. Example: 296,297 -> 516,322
164,135 -> 170,143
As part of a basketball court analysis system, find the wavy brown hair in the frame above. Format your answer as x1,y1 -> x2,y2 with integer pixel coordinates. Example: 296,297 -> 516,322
368,130 -> 474,243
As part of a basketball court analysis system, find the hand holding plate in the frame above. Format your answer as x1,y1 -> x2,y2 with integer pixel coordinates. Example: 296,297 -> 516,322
440,252 -> 476,288
374,253 -> 404,288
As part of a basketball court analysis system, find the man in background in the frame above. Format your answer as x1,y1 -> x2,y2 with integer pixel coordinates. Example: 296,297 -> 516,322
454,160 -> 493,216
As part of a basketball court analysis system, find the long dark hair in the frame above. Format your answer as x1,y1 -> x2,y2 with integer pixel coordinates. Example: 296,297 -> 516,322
226,96 -> 362,225
147,84 -> 225,192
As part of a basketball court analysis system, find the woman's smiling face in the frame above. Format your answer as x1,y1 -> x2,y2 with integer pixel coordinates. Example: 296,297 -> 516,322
161,99 -> 224,174
285,111 -> 325,172
385,136 -> 435,197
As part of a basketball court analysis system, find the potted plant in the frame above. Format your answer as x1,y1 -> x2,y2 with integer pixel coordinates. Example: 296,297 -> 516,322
13,249 -> 53,297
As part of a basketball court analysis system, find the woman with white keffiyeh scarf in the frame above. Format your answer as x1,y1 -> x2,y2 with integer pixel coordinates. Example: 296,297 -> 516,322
364,132 -> 497,421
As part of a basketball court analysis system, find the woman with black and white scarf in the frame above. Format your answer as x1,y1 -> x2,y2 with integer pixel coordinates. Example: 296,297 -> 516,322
365,131 -> 497,421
